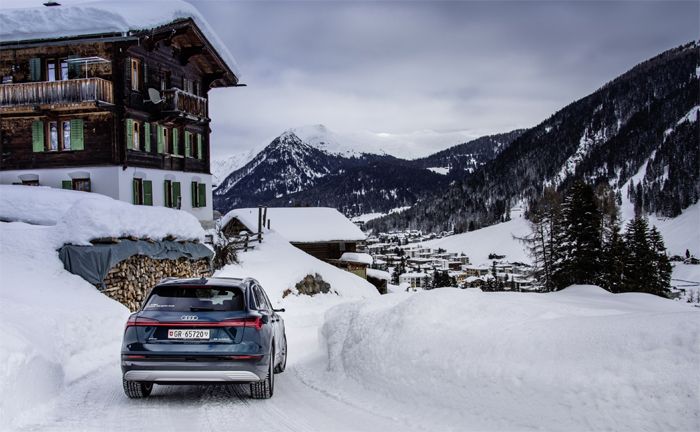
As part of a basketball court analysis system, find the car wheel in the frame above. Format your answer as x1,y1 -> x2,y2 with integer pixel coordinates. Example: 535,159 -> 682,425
250,348 -> 274,399
274,335 -> 287,374
123,378 -> 153,399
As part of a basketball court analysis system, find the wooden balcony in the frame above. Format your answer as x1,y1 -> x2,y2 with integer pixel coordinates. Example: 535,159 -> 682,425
161,88 -> 208,121
0,78 -> 114,113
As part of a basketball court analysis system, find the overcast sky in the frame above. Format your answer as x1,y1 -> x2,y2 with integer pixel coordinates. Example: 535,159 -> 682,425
188,0 -> 698,160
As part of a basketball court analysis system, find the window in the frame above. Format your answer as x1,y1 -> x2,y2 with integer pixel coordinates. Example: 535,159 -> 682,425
130,58 -> 141,91
21,179 -> 40,186
253,286 -> 271,311
31,119 -> 84,152
60,60 -> 68,80
62,121 -> 71,150
164,180 -> 181,209
172,128 -> 179,156
193,81 -> 200,97
183,78 -> 194,94
196,133 -> 204,159
191,182 -> 206,208
125,119 -> 141,150
132,178 -> 153,205
144,286 -> 245,312
162,127 -> 170,153
62,178 -> 91,192
184,131 -> 192,157
48,121 -> 58,151
47,60 -> 56,82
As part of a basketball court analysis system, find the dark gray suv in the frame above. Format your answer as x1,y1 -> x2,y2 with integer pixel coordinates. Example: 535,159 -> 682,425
121,277 -> 287,399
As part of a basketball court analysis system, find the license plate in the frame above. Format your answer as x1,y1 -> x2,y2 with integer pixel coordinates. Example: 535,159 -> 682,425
168,329 -> 210,340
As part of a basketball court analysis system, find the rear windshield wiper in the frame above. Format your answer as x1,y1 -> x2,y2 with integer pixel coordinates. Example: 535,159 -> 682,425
190,307 -> 215,311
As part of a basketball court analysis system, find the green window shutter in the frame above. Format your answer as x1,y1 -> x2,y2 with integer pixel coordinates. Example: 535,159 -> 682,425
124,57 -> 131,90
143,180 -> 153,206
29,58 -> 41,81
191,181 -> 198,207
172,128 -> 179,155
173,181 -> 181,208
144,122 -> 151,152
132,179 -> 139,204
196,134 -> 203,159
184,131 -> 191,157
156,125 -> 164,153
198,183 -> 206,207
32,121 -> 45,152
125,118 -> 133,149
61,180 -> 73,190
164,180 -> 171,207
70,119 -> 84,150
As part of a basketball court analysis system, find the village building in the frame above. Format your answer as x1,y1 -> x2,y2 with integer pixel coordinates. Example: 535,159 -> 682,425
0,1 -> 241,222
399,272 -> 432,289
221,207 -> 366,261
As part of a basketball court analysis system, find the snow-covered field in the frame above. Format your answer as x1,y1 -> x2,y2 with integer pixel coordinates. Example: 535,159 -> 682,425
1,187 -> 699,431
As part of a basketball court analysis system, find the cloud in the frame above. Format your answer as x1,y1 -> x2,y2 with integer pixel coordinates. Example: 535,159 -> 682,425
189,0 -> 698,160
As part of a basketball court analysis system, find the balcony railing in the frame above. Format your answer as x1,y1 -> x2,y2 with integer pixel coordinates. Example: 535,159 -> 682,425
0,78 -> 114,109
161,88 -> 208,120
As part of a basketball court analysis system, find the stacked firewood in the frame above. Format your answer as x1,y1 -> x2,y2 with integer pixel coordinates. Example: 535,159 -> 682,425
99,256 -> 211,311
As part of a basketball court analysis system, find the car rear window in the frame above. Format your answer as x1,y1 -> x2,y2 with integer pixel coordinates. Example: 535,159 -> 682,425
143,286 -> 245,312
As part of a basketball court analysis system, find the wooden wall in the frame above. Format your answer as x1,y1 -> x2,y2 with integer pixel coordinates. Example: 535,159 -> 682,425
0,112 -> 115,170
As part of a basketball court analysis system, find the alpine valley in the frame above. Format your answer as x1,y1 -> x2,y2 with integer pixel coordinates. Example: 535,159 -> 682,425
213,42 -> 699,232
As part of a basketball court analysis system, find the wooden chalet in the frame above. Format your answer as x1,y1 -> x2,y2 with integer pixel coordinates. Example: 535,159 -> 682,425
0,1 -> 241,222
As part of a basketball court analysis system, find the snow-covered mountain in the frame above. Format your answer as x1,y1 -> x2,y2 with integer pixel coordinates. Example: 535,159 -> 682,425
213,128 -> 520,215
371,41 -> 699,233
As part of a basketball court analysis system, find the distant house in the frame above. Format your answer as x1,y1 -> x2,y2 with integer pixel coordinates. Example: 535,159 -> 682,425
399,272 -> 432,289
221,207 -> 366,261
335,252 -> 373,279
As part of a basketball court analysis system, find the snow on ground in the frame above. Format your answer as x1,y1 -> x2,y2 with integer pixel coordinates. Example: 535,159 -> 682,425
351,206 -> 412,224
0,221 -> 129,427
421,208 -> 531,266
313,286 -> 700,431
427,166 -> 449,175
0,185 -> 205,244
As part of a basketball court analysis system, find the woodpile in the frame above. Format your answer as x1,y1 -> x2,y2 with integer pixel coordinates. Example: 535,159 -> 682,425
99,255 -> 211,311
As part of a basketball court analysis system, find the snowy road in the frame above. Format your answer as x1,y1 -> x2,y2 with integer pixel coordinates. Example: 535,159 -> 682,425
15,360 -> 413,432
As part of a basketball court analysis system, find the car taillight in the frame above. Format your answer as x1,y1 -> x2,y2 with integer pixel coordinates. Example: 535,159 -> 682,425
221,316 -> 263,330
125,315 -> 160,328
225,355 -> 264,360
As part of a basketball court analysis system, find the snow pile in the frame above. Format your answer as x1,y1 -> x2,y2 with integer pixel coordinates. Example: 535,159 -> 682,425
318,286 -> 700,431
0,221 -> 129,427
214,230 -> 378,304
339,252 -> 373,265
0,0 -> 240,77
0,185 -> 205,244
421,208 -> 531,265
222,207 -> 366,243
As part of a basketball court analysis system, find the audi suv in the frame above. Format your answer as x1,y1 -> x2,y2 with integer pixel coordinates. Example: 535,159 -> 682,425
121,277 -> 287,399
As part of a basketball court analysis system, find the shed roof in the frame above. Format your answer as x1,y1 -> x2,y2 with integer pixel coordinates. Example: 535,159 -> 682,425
222,207 -> 366,243
0,0 -> 240,79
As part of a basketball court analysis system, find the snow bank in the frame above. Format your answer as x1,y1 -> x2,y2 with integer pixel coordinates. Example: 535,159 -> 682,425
0,221 -> 129,427
319,286 -> 700,431
222,207 -> 366,243
0,185 -> 205,244
0,0 -> 240,78
421,209 -> 531,265
214,230 -> 378,305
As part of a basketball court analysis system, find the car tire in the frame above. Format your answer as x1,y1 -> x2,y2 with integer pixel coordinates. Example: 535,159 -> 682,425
250,348 -> 274,399
123,379 -> 153,399
274,335 -> 287,374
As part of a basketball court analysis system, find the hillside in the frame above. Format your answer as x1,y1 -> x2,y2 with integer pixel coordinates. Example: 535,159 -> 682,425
369,42 -> 699,233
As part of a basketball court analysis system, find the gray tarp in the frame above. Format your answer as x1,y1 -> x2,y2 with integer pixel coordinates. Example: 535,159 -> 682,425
58,240 -> 213,287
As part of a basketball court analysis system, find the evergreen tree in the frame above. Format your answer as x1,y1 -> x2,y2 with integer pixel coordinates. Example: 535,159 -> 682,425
600,214 -> 627,293
552,181 -> 603,289
523,188 -> 561,291
622,217 -> 655,294
648,226 -> 672,297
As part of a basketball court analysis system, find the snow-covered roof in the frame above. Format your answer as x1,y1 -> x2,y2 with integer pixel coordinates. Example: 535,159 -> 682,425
222,207 -> 366,243
0,0 -> 240,78
366,268 -> 390,280
339,252 -> 373,265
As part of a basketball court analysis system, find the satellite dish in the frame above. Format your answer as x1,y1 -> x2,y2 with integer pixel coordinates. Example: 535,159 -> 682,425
147,88 -> 164,104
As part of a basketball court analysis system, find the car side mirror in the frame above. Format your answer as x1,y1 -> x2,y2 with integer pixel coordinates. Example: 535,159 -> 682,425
261,314 -> 270,324
273,308 -> 285,313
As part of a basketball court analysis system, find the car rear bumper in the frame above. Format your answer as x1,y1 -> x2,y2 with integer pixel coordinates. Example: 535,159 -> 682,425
121,357 -> 268,383
123,369 -> 261,382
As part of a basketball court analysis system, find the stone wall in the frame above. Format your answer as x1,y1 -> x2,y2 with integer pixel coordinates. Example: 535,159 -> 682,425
99,255 -> 211,311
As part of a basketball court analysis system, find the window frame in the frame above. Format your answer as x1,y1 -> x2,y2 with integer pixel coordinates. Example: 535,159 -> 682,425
130,58 -> 141,92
